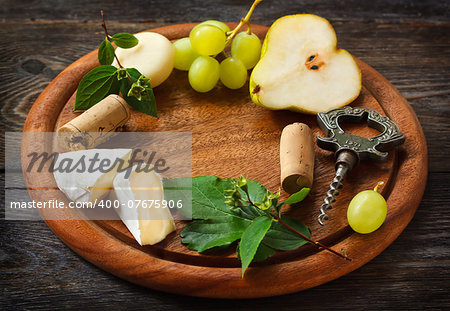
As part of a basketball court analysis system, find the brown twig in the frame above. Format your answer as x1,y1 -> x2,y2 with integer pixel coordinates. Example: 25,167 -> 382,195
100,10 -> 133,84
271,212 -> 352,261
241,185 -> 351,261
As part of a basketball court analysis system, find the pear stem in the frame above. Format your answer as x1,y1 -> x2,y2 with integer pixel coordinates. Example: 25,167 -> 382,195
225,0 -> 262,46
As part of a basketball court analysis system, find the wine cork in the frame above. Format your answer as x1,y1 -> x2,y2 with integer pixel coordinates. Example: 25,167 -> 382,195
57,94 -> 130,151
280,123 -> 315,194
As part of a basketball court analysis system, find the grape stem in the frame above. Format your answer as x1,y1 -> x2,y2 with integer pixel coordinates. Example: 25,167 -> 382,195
374,181 -> 384,193
246,20 -> 252,35
225,0 -> 262,46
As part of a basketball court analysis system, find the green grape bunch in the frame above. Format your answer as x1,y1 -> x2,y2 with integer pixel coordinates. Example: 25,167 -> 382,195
173,0 -> 263,93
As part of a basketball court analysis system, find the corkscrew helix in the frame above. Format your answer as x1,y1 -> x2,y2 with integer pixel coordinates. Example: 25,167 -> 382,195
316,106 -> 405,225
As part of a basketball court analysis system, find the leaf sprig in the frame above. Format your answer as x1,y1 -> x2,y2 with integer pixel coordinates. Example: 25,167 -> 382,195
180,176 -> 351,277
74,11 -> 157,117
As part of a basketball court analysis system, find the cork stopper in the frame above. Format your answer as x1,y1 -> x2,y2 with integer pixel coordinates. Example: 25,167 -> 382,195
280,123 -> 315,194
57,94 -> 130,151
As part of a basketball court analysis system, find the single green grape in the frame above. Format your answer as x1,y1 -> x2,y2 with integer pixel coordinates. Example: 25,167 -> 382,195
196,20 -> 230,34
231,31 -> 262,69
220,57 -> 247,89
189,24 -> 226,56
347,182 -> 387,234
173,38 -> 200,71
188,56 -> 220,92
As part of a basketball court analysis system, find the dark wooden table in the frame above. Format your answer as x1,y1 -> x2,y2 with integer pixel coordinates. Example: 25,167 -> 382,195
1,1 -> 449,310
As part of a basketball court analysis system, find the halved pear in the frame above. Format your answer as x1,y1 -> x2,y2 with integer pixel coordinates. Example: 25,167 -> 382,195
250,14 -> 361,114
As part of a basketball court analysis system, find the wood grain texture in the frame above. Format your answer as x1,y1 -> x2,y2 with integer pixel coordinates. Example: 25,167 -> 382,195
0,0 -> 448,23
1,0 -> 449,309
19,23 -> 427,298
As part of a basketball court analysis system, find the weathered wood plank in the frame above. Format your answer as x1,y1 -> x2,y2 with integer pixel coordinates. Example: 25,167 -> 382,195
0,0 -> 448,23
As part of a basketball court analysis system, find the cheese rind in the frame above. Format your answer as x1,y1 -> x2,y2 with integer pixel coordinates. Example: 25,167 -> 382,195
113,32 -> 175,88
53,149 -> 132,203
113,164 -> 175,245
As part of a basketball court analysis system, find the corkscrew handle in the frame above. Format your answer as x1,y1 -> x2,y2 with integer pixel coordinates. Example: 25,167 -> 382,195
316,106 -> 405,225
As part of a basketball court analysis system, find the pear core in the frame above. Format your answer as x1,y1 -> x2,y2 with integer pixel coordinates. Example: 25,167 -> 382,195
250,14 -> 361,114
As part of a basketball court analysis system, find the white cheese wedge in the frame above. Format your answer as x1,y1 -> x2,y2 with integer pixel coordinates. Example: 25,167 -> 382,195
53,149 -> 132,203
113,32 -> 175,87
113,164 -> 175,245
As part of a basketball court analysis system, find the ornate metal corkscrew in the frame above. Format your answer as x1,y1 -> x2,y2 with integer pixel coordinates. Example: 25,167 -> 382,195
316,106 -> 405,225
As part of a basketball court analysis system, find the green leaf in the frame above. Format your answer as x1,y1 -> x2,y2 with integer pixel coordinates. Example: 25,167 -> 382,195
239,216 -> 273,276
112,33 -> 139,48
236,239 -> 276,262
98,39 -> 115,65
251,243 -> 276,262
180,176 -> 266,254
262,215 -> 310,251
74,65 -> 119,111
244,178 -> 268,204
181,216 -> 249,252
163,177 -> 193,219
284,188 -> 310,204
119,68 -> 157,117
178,175 -> 311,275
189,175 -> 266,220
231,203 -> 265,219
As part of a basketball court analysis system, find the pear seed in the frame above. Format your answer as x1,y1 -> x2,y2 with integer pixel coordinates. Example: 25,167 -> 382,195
252,84 -> 261,94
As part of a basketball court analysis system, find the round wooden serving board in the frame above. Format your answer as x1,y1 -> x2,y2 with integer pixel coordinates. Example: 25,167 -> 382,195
22,23 -> 427,298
